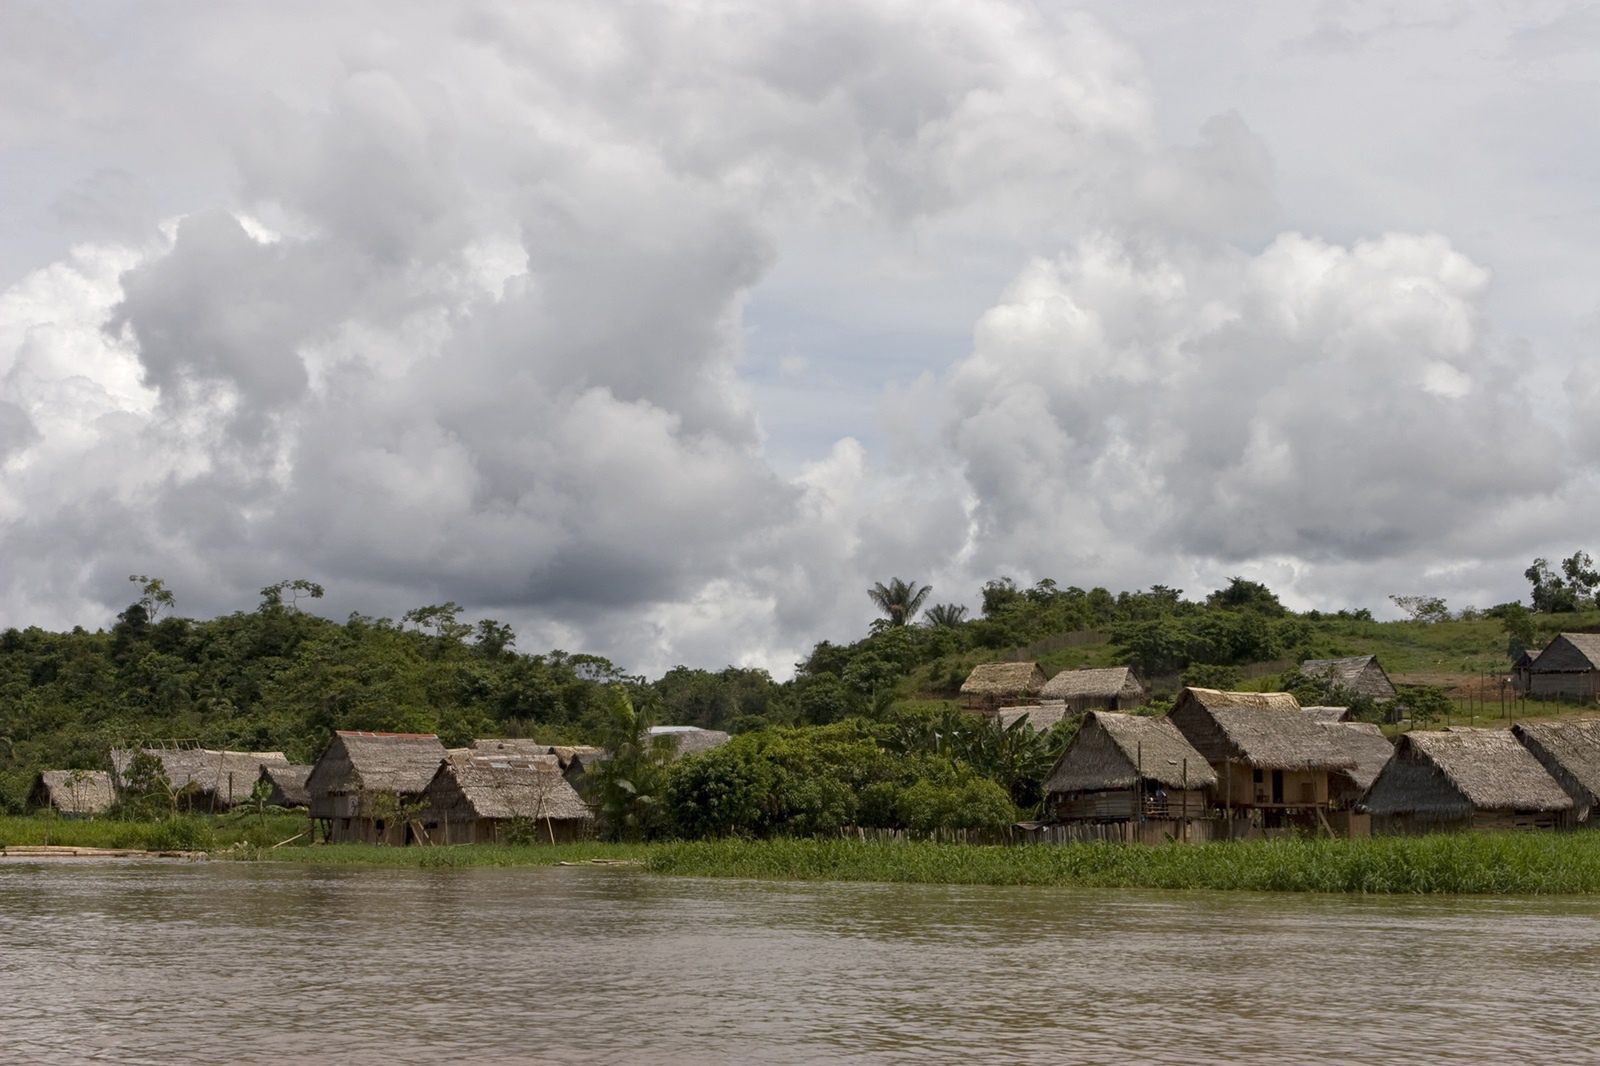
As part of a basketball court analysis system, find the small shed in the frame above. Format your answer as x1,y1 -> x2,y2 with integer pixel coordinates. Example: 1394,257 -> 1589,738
1038,666 -> 1147,712
256,764 -> 313,808
1299,656 -> 1397,702
1511,648 -> 1540,693
1168,688 -> 1354,821
1526,633 -> 1600,701
29,770 -> 115,816
306,731 -> 447,844
111,747 -> 291,811
646,726 -> 730,758
959,661 -> 1048,712
996,702 -> 1073,734
421,754 -> 594,844
1363,728 -> 1573,833
1512,719 -> 1600,823
1043,712 -> 1216,822
1317,722 -> 1395,807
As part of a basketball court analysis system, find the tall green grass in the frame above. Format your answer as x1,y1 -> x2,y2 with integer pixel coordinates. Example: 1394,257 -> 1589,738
0,813 -> 306,851
644,835 -> 1600,895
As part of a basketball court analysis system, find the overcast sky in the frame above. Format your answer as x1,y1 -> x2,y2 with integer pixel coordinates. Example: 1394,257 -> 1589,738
2,1 -> 1597,677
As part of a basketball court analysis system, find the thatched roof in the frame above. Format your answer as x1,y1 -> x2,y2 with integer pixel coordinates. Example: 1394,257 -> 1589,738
111,747 -> 290,805
1512,648 -> 1540,670
1169,688 -> 1353,771
1363,728 -> 1573,816
546,745 -> 605,769
1300,655 -> 1397,700
315,731 -> 446,795
257,764 -> 313,807
1513,719 -> 1600,809
997,703 -> 1073,733
1045,712 -> 1217,794
1318,722 -> 1394,791
32,770 -> 115,815
1301,706 -> 1353,724
1531,633 -> 1600,672
1039,666 -> 1144,701
960,661 -> 1047,698
647,726 -> 730,757
428,755 -> 593,822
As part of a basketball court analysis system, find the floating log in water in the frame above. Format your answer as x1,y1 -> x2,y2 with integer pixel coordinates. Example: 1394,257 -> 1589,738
0,845 -> 207,860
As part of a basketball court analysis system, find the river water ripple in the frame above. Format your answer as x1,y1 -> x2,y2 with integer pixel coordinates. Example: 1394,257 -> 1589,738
1,861 -> 1596,1064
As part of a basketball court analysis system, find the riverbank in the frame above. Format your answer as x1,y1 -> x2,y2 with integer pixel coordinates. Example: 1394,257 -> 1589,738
0,813 -> 305,852
227,832 -> 1600,894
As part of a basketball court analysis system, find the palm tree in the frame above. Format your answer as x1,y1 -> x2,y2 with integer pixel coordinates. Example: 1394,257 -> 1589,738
923,603 -> 968,628
868,578 -> 933,626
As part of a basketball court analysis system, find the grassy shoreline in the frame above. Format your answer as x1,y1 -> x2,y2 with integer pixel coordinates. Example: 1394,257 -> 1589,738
9,814 -> 1600,894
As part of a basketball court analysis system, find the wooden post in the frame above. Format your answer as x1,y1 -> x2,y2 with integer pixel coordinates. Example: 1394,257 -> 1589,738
1136,741 -> 1144,825
1181,758 -> 1188,844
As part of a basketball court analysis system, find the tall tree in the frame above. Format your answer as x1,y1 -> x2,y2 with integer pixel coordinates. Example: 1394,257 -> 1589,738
923,603 -> 968,628
867,578 -> 932,627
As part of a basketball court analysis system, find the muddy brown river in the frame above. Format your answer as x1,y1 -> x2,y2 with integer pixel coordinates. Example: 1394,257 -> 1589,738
1,860 -> 1596,1063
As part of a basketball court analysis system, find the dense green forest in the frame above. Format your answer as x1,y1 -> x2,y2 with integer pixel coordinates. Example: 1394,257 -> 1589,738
1,566 -> 1591,826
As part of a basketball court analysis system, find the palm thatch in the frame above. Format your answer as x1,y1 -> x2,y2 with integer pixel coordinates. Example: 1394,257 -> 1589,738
257,764 -> 313,808
1533,633 -> 1600,672
960,661 -> 1047,699
646,726 -> 730,758
1045,712 -> 1217,794
1301,706 -> 1353,724
997,703 -> 1073,733
545,745 -> 605,770
1318,722 -> 1394,792
1300,655 -> 1397,701
110,747 -> 290,808
306,731 -> 447,803
1039,666 -> 1145,703
425,754 -> 593,823
30,770 -> 115,815
1513,719 -> 1600,811
1169,688 -> 1353,770
1363,728 -> 1572,817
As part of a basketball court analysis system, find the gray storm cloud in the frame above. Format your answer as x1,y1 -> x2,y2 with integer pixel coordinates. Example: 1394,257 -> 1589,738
1,1 -> 1597,674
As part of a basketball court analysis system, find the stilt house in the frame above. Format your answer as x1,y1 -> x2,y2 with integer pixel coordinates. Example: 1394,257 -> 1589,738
1043,712 -> 1215,823
959,661 -> 1047,712
1038,667 -> 1147,713
1512,719 -> 1600,824
421,753 -> 594,844
306,731 -> 447,844
1526,634 -> 1600,701
1317,722 -> 1394,808
1363,728 -> 1573,833
1167,688 -> 1354,827
29,770 -> 115,816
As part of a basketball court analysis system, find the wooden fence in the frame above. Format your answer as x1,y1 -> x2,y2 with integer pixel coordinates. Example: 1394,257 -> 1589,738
845,819 -> 1216,847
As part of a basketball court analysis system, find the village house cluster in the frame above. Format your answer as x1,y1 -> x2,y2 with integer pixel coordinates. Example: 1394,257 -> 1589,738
970,644 -> 1600,840
28,726 -> 731,844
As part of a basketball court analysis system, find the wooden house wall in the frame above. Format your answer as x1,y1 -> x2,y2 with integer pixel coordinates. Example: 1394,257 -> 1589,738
1529,671 -> 1600,700
1214,763 -> 1330,808
1052,787 -> 1208,823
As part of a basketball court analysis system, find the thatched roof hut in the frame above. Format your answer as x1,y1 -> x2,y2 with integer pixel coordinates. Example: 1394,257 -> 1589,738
1039,665 -> 1146,706
110,747 -> 291,809
1318,722 -> 1395,796
1301,706 -> 1353,724
1299,655 -> 1397,701
1169,688 -> 1349,770
1363,728 -> 1572,829
1513,719 -> 1600,818
1527,633 -> 1600,699
29,770 -> 115,816
257,764 -> 313,808
959,661 -> 1047,707
996,702 -> 1073,733
1045,712 -> 1217,795
307,731 -> 446,807
422,754 -> 594,844
646,726 -> 730,758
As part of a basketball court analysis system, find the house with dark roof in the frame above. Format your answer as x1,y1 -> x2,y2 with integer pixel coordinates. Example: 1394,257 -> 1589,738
1043,711 -> 1216,824
1167,688 -> 1354,828
306,731 -> 447,844
1037,666 -> 1147,712
1526,633 -> 1600,701
1512,719 -> 1600,823
1363,728 -> 1572,833
1299,655 -> 1397,702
